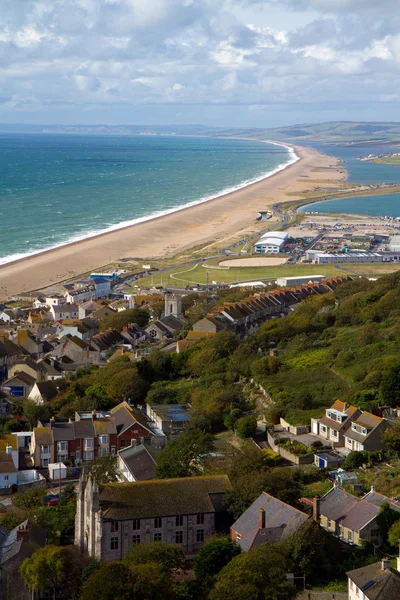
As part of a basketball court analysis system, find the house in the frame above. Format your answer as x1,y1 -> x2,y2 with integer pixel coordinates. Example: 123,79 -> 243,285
16,330 -> 43,357
311,400 -> 361,447
344,412 -> 390,453
0,453 -> 17,491
230,491 -> 308,552
60,322 -> 93,341
314,481 -> 383,546
75,474 -> 232,560
30,402 -> 164,468
50,304 -> 79,321
0,520 -> 47,600
145,320 -> 173,341
65,286 -> 95,304
363,485 -> 400,513
91,329 -> 125,353
91,305 -> 117,321
49,335 -> 101,365
347,557 -> 400,600
146,403 -> 191,436
8,358 -> 47,383
37,357 -> 64,381
91,277 -> 112,299
1,372 -> 36,397
78,300 -> 101,319
28,381 -> 59,405
45,295 -> 66,307
117,443 -> 157,482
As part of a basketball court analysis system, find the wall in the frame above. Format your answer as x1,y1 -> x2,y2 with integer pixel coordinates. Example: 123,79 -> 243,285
267,431 -> 314,465
280,418 -> 310,436
296,592 -> 347,600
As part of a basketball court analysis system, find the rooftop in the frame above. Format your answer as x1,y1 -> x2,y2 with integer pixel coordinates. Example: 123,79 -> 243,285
347,561 -> 400,600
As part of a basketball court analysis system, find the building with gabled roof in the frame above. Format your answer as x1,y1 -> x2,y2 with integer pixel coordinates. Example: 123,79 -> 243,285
231,492 -> 308,552
311,400 -> 362,447
0,371 -> 36,398
344,411 -> 390,453
314,482 -> 383,546
347,557 -> 400,600
117,443 -> 158,482
75,474 -> 232,560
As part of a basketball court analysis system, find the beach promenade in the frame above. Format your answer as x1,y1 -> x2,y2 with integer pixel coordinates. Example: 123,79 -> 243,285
0,145 -> 344,299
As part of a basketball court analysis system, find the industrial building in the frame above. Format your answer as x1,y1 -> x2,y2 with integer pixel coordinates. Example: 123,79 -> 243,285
307,251 -> 383,265
390,235 -> 400,252
254,231 -> 288,254
276,275 -> 325,287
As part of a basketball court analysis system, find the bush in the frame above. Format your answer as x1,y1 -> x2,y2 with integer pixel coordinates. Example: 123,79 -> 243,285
236,416 -> 257,439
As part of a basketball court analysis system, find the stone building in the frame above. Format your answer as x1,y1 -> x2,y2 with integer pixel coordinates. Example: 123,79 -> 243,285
75,473 -> 232,560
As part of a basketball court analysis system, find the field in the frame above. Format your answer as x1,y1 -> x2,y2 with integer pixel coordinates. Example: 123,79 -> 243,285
130,259 -> 400,289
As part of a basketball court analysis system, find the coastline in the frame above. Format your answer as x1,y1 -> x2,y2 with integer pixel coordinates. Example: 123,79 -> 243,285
0,143 -> 344,299
0,138 -> 298,267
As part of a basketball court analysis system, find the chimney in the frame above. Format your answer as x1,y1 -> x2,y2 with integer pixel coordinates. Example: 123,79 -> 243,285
92,409 -> 97,422
381,557 -> 390,571
5,445 -> 12,455
371,485 -> 376,493
343,402 -> 348,412
258,508 -> 266,530
17,523 -> 30,541
50,417 -> 55,429
313,495 -> 321,522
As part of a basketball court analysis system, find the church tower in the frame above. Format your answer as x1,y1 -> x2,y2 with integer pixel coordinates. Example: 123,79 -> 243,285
164,293 -> 182,319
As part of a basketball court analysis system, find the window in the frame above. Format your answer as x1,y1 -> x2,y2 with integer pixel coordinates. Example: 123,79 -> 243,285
111,522 -> 119,533
111,447 -> 116,456
98,447 -> 109,457
320,425 -> 327,433
76,449 -> 81,461
57,441 -> 67,452
327,520 -> 332,529
4,475 -> 8,481
99,435 -> 109,445
110,537 -> 119,550
327,412 -> 332,419
132,534 -> 140,545
196,529 -> 204,543
83,451 -> 94,461
362,428 -> 367,435
352,423 -> 357,431
331,429 -> 338,438
132,519 -> 140,530
131,439 -> 137,447
154,517 -> 162,529
176,515 -> 183,527
370,529 -> 379,537
40,445 -> 50,454
175,531 -> 183,544
236,534 -> 241,541
154,533 -> 162,542
120,439 -> 126,448
84,438 -> 93,450
348,531 -> 353,543
197,514 -> 204,525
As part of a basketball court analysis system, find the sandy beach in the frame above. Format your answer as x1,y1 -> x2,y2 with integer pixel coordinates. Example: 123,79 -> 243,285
0,144 -> 344,299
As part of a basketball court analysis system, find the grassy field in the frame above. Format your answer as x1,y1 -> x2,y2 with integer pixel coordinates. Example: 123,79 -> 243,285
130,259 -> 400,289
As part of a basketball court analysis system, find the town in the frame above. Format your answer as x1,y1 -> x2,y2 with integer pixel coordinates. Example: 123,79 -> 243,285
0,261 -> 400,600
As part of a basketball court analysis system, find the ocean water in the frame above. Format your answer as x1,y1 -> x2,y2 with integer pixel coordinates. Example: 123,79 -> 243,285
300,143 -> 400,217
0,134 -> 295,264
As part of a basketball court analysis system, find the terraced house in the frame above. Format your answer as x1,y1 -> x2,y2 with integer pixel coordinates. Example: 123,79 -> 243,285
30,401 -> 164,468
75,474 -> 232,560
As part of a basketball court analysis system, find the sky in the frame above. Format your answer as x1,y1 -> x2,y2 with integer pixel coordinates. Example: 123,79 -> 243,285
1,0 -> 400,128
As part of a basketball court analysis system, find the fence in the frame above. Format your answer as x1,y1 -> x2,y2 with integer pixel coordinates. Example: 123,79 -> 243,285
296,592 -> 347,600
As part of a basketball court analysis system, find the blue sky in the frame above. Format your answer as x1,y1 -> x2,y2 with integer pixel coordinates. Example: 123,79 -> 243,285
1,0 -> 399,127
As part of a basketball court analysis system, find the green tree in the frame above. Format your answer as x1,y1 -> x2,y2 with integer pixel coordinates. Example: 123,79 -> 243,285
193,537 -> 241,593
106,368 -> 149,403
88,454 -> 118,484
382,424 -> 400,454
124,541 -> 185,574
236,416 -> 257,439
100,308 -> 149,332
223,408 -> 241,431
80,562 -> 134,600
13,487 -> 46,510
130,562 -> 175,600
209,543 -> 295,600
22,399 -> 52,429
380,363 -> 400,407
155,428 -> 214,478
288,520 -> 337,580
377,502 -> 400,547
20,546 -> 84,599
388,519 -> 400,548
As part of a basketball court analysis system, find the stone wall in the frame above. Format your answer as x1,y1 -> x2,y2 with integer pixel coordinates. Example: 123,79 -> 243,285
296,592 -> 347,600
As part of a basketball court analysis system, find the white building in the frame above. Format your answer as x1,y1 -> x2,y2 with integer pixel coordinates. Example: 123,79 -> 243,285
390,235 -> 400,252
276,275 -> 325,287
347,557 -> 400,599
307,251 -> 383,264
254,231 -> 288,254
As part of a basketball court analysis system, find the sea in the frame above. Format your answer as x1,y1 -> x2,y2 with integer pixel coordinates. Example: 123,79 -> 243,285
299,143 -> 400,218
0,134 -> 296,265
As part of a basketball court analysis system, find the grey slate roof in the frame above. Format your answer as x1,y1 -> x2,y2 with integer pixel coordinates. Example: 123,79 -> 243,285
231,492 -> 309,552
0,520 -> 46,566
347,562 -> 400,599
320,487 -> 379,531
119,443 -> 157,480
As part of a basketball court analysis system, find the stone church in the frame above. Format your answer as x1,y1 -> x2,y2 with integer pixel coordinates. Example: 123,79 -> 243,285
75,472 -> 231,561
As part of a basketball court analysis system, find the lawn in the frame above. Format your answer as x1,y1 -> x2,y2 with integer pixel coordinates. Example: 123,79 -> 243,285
131,260 -> 400,289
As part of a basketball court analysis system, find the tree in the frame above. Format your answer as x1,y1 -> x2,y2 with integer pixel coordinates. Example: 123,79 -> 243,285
380,363 -> 400,407
13,487 -> 46,510
124,541 -> 185,574
193,537 -> 241,592
155,428 -> 214,479
388,519 -> 400,548
80,562 -> 134,600
209,543 -> 295,600
377,502 -> 400,548
106,368 -> 149,404
288,520 -> 337,580
22,399 -> 52,429
100,308 -> 149,332
382,424 -> 400,454
88,454 -> 118,484
130,562 -> 175,600
223,409 -> 241,431
236,416 -> 257,439
20,546 -> 83,599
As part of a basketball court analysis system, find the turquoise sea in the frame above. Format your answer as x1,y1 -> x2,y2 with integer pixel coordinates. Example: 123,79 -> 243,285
300,143 -> 400,218
0,134 -> 296,265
